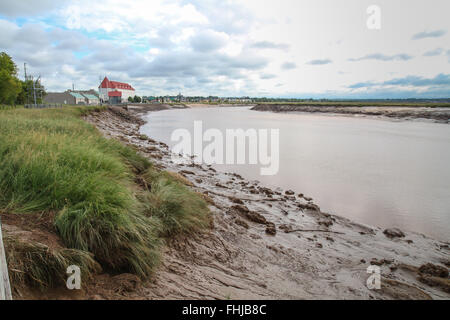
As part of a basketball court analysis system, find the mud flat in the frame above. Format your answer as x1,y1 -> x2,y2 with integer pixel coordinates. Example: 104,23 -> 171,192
84,107 -> 450,300
251,104 -> 450,123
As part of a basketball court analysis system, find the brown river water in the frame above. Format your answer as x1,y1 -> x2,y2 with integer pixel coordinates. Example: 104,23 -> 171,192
141,106 -> 450,241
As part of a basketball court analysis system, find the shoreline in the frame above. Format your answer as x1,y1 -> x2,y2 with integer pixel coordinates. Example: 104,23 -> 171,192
85,106 -> 449,299
251,104 -> 450,123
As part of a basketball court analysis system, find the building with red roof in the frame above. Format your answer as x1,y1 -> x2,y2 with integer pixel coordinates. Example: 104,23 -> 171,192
98,77 -> 135,104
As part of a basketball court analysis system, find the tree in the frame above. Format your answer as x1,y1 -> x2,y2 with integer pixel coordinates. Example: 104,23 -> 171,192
128,96 -> 133,102
133,95 -> 141,103
0,52 -> 21,105
15,79 -> 47,105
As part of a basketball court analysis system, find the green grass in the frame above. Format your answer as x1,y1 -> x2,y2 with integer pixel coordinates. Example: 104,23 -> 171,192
140,171 -> 211,236
0,106 -> 210,287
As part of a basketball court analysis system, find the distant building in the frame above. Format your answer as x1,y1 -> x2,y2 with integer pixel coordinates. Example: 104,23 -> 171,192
83,93 -> 100,105
69,92 -> 86,104
45,92 -> 78,105
99,77 -> 135,104
44,90 -> 100,105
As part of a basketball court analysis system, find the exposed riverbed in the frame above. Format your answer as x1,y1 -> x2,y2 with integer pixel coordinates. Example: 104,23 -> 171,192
83,106 -> 450,299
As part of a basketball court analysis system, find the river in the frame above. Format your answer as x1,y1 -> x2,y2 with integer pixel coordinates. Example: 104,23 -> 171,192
141,106 -> 450,241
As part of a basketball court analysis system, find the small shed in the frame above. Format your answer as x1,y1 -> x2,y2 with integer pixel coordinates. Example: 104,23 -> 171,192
69,92 -> 86,105
83,94 -> 100,105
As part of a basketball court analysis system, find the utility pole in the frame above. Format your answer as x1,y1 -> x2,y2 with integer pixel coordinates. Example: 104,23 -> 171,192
33,78 -> 37,107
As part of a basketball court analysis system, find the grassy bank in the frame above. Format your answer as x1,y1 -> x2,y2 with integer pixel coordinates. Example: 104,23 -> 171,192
0,106 -> 210,289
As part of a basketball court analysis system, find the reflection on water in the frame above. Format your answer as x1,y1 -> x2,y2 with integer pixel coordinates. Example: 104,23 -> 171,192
141,107 -> 450,241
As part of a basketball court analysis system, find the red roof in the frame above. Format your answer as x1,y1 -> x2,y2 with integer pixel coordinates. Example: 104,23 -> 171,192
108,91 -> 122,97
99,77 -> 135,91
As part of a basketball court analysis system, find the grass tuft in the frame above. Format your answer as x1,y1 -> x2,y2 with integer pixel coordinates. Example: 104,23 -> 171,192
4,235 -> 101,289
141,170 -> 211,236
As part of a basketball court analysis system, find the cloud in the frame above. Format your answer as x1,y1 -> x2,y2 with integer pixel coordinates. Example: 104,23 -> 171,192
307,59 -> 332,65
423,48 -> 444,57
260,73 -> 276,79
349,53 -> 413,62
0,0 -> 67,17
281,62 -> 296,70
190,29 -> 228,52
0,0 -> 269,96
250,41 -> 289,50
412,29 -> 447,40
348,74 -> 450,89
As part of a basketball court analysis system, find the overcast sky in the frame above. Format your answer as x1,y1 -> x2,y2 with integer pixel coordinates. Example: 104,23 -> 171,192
0,0 -> 449,98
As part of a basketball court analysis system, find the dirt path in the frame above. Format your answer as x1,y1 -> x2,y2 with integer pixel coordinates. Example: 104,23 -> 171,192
83,107 -> 450,300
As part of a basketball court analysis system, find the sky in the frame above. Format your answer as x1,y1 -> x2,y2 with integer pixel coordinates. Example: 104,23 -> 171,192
0,0 -> 449,98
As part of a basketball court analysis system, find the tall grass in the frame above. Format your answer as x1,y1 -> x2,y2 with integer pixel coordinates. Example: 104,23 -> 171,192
0,106 -> 210,285
141,171 -> 211,236
4,235 -> 101,288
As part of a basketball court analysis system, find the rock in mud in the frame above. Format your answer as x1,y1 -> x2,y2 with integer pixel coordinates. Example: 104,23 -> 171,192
180,170 -> 195,175
279,224 -> 293,233
285,190 -> 295,195
215,182 -> 227,188
318,219 -> 333,228
235,218 -> 249,229
418,275 -> 450,293
418,263 -> 449,278
229,196 -> 244,205
383,228 -> 405,239
259,187 -> 274,196
265,222 -> 276,235
231,205 -> 267,224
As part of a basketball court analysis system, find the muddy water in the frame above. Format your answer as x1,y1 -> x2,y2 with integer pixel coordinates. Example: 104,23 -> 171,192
141,107 -> 450,241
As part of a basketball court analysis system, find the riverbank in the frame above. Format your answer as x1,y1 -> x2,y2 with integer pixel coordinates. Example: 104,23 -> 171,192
0,106 -> 210,299
251,104 -> 450,123
85,106 -> 449,299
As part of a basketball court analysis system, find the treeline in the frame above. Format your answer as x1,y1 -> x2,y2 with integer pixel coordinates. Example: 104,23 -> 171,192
0,52 -> 46,105
128,95 -> 142,103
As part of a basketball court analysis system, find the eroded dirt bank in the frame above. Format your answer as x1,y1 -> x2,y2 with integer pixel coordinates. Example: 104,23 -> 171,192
83,106 -> 449,300
251,104 -> 450,123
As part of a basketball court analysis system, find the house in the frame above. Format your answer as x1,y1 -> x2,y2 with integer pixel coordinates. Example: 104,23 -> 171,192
98,77 -> 135,103
83,93 -> 100,105
69,92 -> 86,104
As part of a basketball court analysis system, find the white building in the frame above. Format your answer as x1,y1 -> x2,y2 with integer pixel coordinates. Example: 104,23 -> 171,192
98,77 -> 135,103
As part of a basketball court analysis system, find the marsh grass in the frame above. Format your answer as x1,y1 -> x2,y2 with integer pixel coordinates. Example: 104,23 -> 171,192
4,235 -> 101,288
0,106 -> 210,287
141,170 -> 211,236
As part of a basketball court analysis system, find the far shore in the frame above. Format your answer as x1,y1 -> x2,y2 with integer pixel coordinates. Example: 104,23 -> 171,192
252,104 -> 450,123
